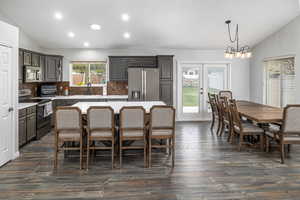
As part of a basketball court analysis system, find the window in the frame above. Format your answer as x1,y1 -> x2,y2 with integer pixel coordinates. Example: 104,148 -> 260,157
264,57 -> 296,107
70,61 -> 107,86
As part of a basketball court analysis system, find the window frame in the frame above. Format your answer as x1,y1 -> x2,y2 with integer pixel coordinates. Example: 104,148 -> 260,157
69,61 -> 108,87
263,56 -> 296,107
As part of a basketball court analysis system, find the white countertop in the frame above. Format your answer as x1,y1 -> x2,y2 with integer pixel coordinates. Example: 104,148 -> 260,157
32,95 -> 128,100
18,103 -> 38,110
72,101 -> 166,114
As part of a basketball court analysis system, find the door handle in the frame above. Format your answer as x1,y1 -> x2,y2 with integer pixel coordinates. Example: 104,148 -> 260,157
8,107 -> 14,112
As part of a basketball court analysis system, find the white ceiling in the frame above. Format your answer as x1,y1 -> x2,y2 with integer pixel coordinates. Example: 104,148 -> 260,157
0,0 -> 299,49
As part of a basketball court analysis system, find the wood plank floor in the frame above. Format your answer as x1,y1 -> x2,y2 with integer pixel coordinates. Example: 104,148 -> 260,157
1,122 -> 300,200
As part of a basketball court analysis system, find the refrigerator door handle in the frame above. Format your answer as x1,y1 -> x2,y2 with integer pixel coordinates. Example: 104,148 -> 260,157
141,70 -> 144,100
144,71 -> 147,100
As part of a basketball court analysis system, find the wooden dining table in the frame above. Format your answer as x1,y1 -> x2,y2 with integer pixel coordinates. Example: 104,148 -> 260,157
236,100 -> 283,124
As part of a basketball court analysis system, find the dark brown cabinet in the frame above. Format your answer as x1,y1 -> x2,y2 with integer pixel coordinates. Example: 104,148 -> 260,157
160,80 -> 173,106
18,106 -> 37,148
19,50 -> 24,81
19,48 -> 63,83
158,55 -> 173,80
18,109 -> 27,147
40,55 -> 45,80
23,51 -> 32,66
109,56 -> 157,81
31,53 -> 40,67
45,56 -> 63,82
157,55 -> 173,105
26,113 -> 36,141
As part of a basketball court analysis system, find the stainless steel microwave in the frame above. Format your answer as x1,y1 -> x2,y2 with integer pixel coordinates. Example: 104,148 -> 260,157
24,66 -> 42,82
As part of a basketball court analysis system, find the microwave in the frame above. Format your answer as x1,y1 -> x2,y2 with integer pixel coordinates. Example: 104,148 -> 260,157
24,66 -> 42,82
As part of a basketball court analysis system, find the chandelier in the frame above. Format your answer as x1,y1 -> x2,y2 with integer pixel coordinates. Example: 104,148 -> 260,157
224,20 -> 252,59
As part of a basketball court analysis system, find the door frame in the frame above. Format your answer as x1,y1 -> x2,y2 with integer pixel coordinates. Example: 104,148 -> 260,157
177,61 -> 231,121
0,43 -> 16,167
0,21 -> 19,167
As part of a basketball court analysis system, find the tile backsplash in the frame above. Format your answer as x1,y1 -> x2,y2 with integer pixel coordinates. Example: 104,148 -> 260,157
107,81 -> 128,95
19,81 -> 128,96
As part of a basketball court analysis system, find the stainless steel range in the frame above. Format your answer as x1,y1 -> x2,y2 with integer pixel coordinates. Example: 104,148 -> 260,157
19,89 -> 53,139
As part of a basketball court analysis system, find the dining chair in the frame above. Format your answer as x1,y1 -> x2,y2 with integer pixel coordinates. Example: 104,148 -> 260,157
219,97 -> 233,140
86,106 -> 115,170
208,93 -> 218,131
148,106 -> 176,168
265,105 -> 300,164
215,95 -> 226,136
54,107 -> 84,169
119,106 -> 147,168
229,99 -> 265,151
219,90 -> 233,99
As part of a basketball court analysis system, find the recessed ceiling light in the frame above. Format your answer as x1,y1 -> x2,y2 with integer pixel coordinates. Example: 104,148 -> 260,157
68,32 -> 75,38
83,42 -> 90,47
90,24 -> 101,30
54,12 -> 63,20
123,32 -> 131,39
121,13 -> 130,22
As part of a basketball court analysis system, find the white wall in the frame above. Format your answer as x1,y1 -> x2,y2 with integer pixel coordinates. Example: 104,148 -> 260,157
250,15 -> 300,103
0,11 -> 42,52
43,48 -> 250,106
0,20 -> 19,160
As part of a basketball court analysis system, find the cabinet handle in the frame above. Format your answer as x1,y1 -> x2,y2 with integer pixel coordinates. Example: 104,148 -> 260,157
8,107 -> 14,112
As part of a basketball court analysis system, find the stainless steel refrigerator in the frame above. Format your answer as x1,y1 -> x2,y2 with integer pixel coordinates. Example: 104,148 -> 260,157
128,68 -> 160,101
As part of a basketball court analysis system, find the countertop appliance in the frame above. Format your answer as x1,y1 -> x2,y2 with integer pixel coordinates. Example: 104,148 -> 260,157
39,85 -> 57,97
128,68 -> 159,101
24,66 -> 42,82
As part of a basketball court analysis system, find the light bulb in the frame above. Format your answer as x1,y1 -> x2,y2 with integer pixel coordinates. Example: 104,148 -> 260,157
246,52 -> 252,58
229,54 -> 234,59
224,53 -> 229,58
241,53 -> 246,59
235,52 -> 242,58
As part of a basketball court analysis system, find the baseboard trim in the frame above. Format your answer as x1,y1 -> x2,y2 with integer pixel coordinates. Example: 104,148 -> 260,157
13,151 -> 20,159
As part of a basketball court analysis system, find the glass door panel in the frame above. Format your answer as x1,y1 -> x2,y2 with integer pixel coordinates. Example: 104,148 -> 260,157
182,67 -> 200,113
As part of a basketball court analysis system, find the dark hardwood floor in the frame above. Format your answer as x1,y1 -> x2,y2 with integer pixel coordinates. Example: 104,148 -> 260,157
1,122 -> 300,200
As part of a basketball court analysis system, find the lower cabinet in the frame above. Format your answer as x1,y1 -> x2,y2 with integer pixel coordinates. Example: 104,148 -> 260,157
26,113 -> 36,141
160,80 -> 173,106
18,115 -> 27,147
18,106 -> 37,148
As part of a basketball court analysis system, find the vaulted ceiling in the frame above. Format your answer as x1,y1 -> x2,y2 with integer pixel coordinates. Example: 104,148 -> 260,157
0,0 -> 299,49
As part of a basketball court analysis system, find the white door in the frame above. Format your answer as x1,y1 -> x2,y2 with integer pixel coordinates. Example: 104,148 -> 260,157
0,44 -> 12,166
178,63 -> 229,121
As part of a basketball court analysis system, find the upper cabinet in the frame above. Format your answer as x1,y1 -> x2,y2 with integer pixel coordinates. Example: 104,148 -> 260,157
19,48 -> 63,83
31,53 -> 40,67
23,51 -> 32,66
44,56 -> 63,82
19,50 -> 24,81
109,56 -> 157,81
158,55 -> 173,80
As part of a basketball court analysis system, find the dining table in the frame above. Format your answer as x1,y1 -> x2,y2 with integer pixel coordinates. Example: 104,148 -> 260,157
236,100 -> 283,124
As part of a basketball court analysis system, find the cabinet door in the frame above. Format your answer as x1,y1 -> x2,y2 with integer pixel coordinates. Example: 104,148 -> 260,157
23,51 -> 32,66
158,56 -> 173,80
45,56 -> 57,82
55,57 -> 63,81
109,57 -> 128,81
26,113 -> 36,141
32,53 -> 40,67
19,116 -> 27,147
127,57 -> 157,67
19,50 -> 24,81
40,55 -> 45,81
160,80 -> 173,105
